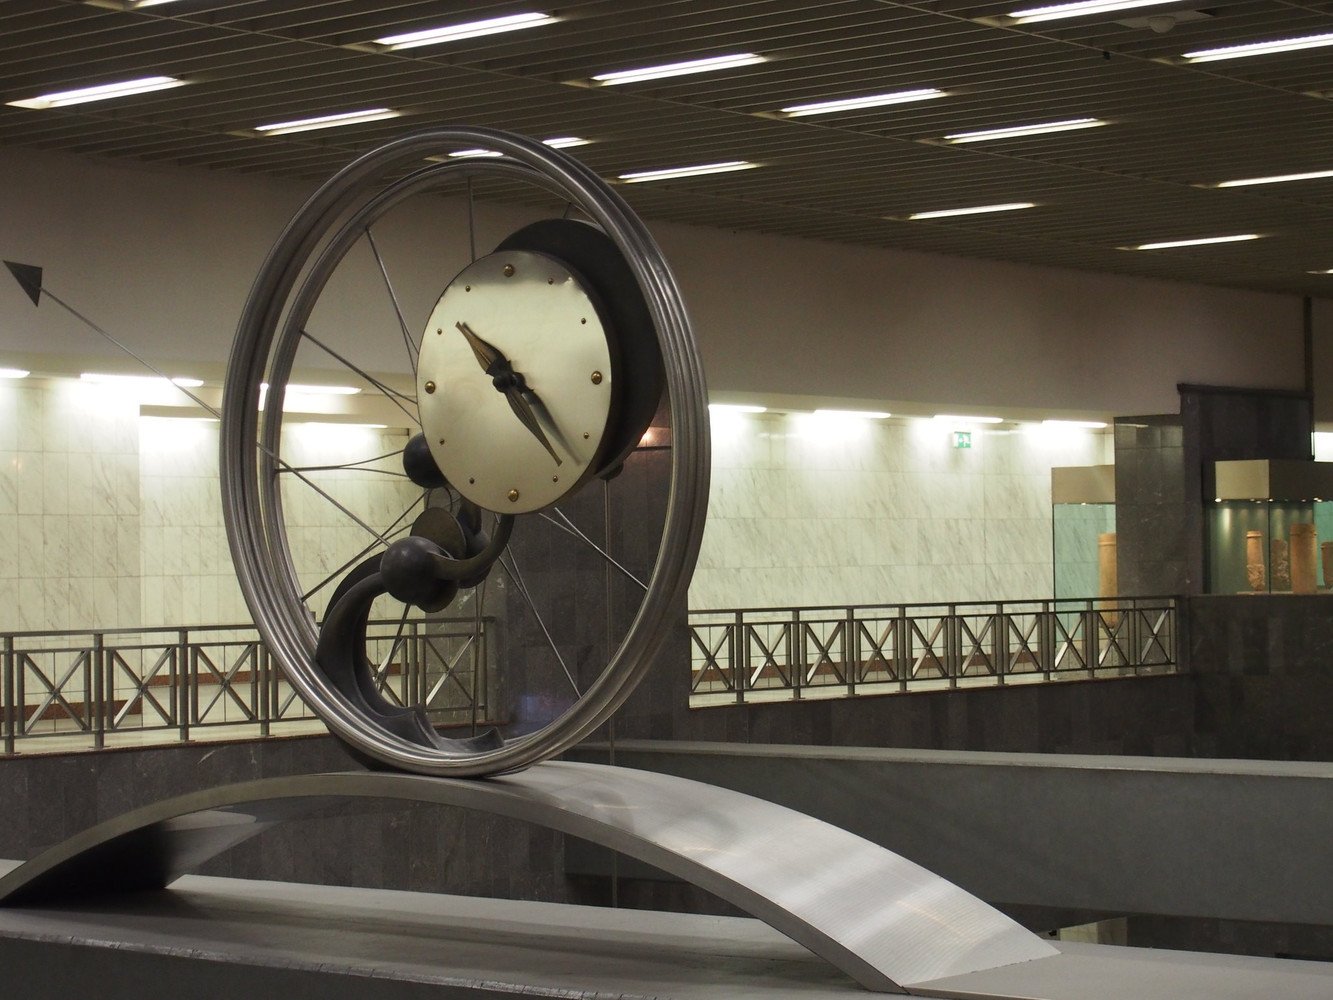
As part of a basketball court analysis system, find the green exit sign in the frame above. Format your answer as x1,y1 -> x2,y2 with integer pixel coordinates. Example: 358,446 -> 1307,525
952,431 -> 972,449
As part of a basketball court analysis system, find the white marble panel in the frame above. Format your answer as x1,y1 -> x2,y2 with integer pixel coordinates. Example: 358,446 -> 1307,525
12,453 -> 42,516
0,452 -> 18,516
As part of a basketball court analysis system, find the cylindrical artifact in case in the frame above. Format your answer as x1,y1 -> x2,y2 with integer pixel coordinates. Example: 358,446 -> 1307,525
1290,523 -> 1317,594
1098,532 -> 1117,623
1245,530 -> 1266,591
1271,537 -> 1292,591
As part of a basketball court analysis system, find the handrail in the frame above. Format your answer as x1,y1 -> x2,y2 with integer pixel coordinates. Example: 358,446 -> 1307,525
688,596 -> 1180,705
2,617 -> 492,755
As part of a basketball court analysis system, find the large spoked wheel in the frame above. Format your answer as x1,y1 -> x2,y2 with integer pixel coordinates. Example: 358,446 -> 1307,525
220,127 -> 708,777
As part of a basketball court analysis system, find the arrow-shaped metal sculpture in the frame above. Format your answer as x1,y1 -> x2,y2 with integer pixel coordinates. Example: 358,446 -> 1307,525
4,260 -> 43,307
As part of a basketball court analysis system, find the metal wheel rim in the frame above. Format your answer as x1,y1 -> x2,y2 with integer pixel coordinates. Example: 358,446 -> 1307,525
221,127 -> 709,776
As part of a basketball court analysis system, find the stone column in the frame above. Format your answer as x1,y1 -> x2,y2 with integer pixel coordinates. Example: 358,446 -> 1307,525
1271,537 -> 1292,591
1098,533 -> 1118,623
1290,523 -> 1317,594
1245,530 -> 1266,592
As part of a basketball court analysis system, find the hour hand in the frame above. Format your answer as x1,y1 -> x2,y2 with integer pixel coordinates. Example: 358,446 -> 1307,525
455,321 -> 508,376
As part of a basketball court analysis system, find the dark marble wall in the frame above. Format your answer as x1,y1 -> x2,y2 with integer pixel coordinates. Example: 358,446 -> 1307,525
1113,386 -> 1313,598
1188,595 -> 1333,761
1113,415 -> 1192,595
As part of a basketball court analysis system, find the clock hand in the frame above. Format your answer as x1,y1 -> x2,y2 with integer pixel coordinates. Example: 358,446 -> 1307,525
455,321 -> 507,376
455,321 -> 562,466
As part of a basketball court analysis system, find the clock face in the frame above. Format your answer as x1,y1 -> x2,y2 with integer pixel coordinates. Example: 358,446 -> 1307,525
417,250 -> 614,514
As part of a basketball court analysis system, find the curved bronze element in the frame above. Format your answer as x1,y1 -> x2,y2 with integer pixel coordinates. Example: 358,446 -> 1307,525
0,763 -> 1054,992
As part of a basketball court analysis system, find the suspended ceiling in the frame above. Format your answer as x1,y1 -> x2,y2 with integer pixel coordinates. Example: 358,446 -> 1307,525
1,0 -> 1331,297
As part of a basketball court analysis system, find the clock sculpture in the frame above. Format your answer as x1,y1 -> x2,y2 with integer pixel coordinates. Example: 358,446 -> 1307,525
0,129 -> 1058,994
220,127 -> 709,777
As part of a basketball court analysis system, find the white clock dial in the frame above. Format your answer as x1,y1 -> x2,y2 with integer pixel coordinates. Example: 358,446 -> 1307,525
417,250 -> 613,514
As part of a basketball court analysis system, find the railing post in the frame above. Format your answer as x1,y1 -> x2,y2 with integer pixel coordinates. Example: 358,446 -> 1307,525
258,640 -> 271,737
91,632 -> 106,749
896,605 -> 909,691
1129,597 -> 1144,675
791,610 -> 802,700
845,607 -> 856,698
2,634 -> 14,755
1083,599 -> 1097,677
175,629 -> 190,741
1039,601 -> 1054,681
994,602 -> 1006,686
946,604 -> 959,688
731,612 -> 744,705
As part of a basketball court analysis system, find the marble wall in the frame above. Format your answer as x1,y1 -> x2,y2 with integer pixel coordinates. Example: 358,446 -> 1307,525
1,377 -> 415,634
689,411 -> 1112,611
3,378 -> 1112,634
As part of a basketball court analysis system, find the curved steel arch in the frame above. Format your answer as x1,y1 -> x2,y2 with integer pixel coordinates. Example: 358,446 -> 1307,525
0,763 -> 1053,993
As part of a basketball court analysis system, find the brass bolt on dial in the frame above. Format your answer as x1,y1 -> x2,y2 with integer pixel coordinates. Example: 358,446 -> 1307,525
507,489 -> 520,503
503,264 -> 515,277
590,371 -> 603,384
425,381 -> 437,394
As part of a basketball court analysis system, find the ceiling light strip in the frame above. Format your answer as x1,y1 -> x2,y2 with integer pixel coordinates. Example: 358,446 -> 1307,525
0,368 -> 30,379
1130,234 -> 1261,250
376,12 -> 557,50
1183,32 -> 1333,63
1007,0 -> 1178,24
782,88 -> 944,117
255,108 -> 400,135
907,202 -> 1035,220
1213,169 -> 1333,188
594,53 -> 765,86
7,75 -> 186,110
618,160 -> 757,183
448,136 -> 590,158
943,118 -> 1107,143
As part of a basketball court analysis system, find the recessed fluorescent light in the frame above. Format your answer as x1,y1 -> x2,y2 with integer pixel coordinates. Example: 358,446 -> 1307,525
1129,234 -> 1261,250
7,75 -> 186,110
1184,31 -> 1333,63
814,409 -> 892,419
446,136 -> 591,158
260,382 -> 361,395
1042,419 -> 1108,429
936,414 -> 1004,424
81,372 -> 203,388
907,202 -> 1035,220
0,368 -> 30,379
375,12 -> 557,50
781,88 -> 944,117
709,403 -> 767,414
618,160 -> 757,183
1007,0 -> 1178,24
942,118 -> 1107,143
593,53 -> 766,86
1210,169 -> 1333,188
1310,269 -> 1333,275
255,108 -> 400,136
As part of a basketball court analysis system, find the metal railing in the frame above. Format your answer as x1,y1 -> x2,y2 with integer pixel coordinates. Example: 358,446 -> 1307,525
1,618 -> 492,754
688,597 -> 1179,704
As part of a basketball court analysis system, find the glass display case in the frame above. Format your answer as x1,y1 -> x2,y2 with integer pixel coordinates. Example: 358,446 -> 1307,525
1051,465 -> 1116,601
1208,460 -> 1333,594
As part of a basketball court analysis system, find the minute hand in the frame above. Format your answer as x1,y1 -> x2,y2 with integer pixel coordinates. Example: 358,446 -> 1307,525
455,321 -> 562,466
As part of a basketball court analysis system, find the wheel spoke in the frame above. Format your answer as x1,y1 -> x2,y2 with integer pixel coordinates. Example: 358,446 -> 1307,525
499,551 -> 580,697
300,493 -> 424,602
281,448 -> 409,475
376,603 -> 412,685
544,507 -> 647,591
299,329 -> 421,426
364,226 -> 420,379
